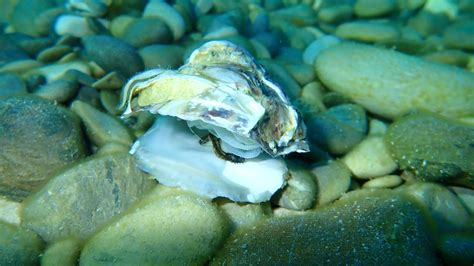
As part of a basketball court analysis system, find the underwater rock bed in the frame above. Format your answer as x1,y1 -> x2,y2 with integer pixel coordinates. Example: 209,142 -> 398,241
0,0 -> 473,265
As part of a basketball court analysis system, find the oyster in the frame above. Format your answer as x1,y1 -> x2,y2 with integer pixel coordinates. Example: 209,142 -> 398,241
120,40 -> 308,157
119,40 -> 309,202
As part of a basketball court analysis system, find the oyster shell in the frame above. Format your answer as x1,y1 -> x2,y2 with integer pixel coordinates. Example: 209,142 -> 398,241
120,40 -> 309,157
119,40 -> 309,202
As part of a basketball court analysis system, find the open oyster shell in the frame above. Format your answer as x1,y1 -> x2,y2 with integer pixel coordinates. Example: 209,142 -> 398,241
119,40 -> 309,202
120,40 -> 309,157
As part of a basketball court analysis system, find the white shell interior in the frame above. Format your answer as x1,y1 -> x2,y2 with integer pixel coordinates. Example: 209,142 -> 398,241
131,116 -> 287,203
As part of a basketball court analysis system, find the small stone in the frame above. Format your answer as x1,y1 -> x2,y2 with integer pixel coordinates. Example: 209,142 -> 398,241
268,4 -> 317,27
362,175 -> 403,189
249,39 -> 271,59
450,187 -> 474,214
70,100 -> 134,147
0,73 -> 27,98
92,71 -> 125,90
80,186 -> 229,265
121,18 -> 172,48
272,164 -> 317,210
306,104 -> 367,155
82,35 -> 144,78
0,221 -> 44,265
0,196 -> 21,225
0,96 -> 86,201
22,153 -> 155,242
322,91 -> 352,108
284,63 -> 315,86
398,0 -> 426,10
36,44 -> 73,63
110,15 -> 136,38
96,142 -> 130,155
302,35 -> 340,65
315,42 -> 474,119
11,0 -> 57,36
0,59 -> 43,75
354,0 -> 397,17
407,10 -> 450,37
216,198 -> 270,232
143,0 -> 186,41
335,21 -> 400,44
26,61 -> 90,82
443,20 -> 474,50
311,160 -> 352,206
211,189 -> 439,264
74,85 -> 101,108
342,135 -> 398,179
422,49 -> 470,67
386,113 -> 474,184
317,4 -> 352,24
398,182 -> 470,230
41,238 -> 81,266
368,118 -> 388,135
295,81 -> 326,117
66,0 -> 109,17
34,7 -> 65,36
439,231 -> 474,265
0,34 -> 30,65
138,44 -> 184,69
13,35 -> 54,56
99,90 -> 120,115
34,79 -> 79,103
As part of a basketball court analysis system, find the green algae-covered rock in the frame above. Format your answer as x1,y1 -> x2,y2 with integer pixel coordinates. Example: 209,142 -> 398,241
0,96 -> 86,201
386,113 -> 474,184
80,186 -> 229,265
0,221 -> 44,265
22,153 -> 155,242
315,42 -> 474,119
211,189 -> 439,265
